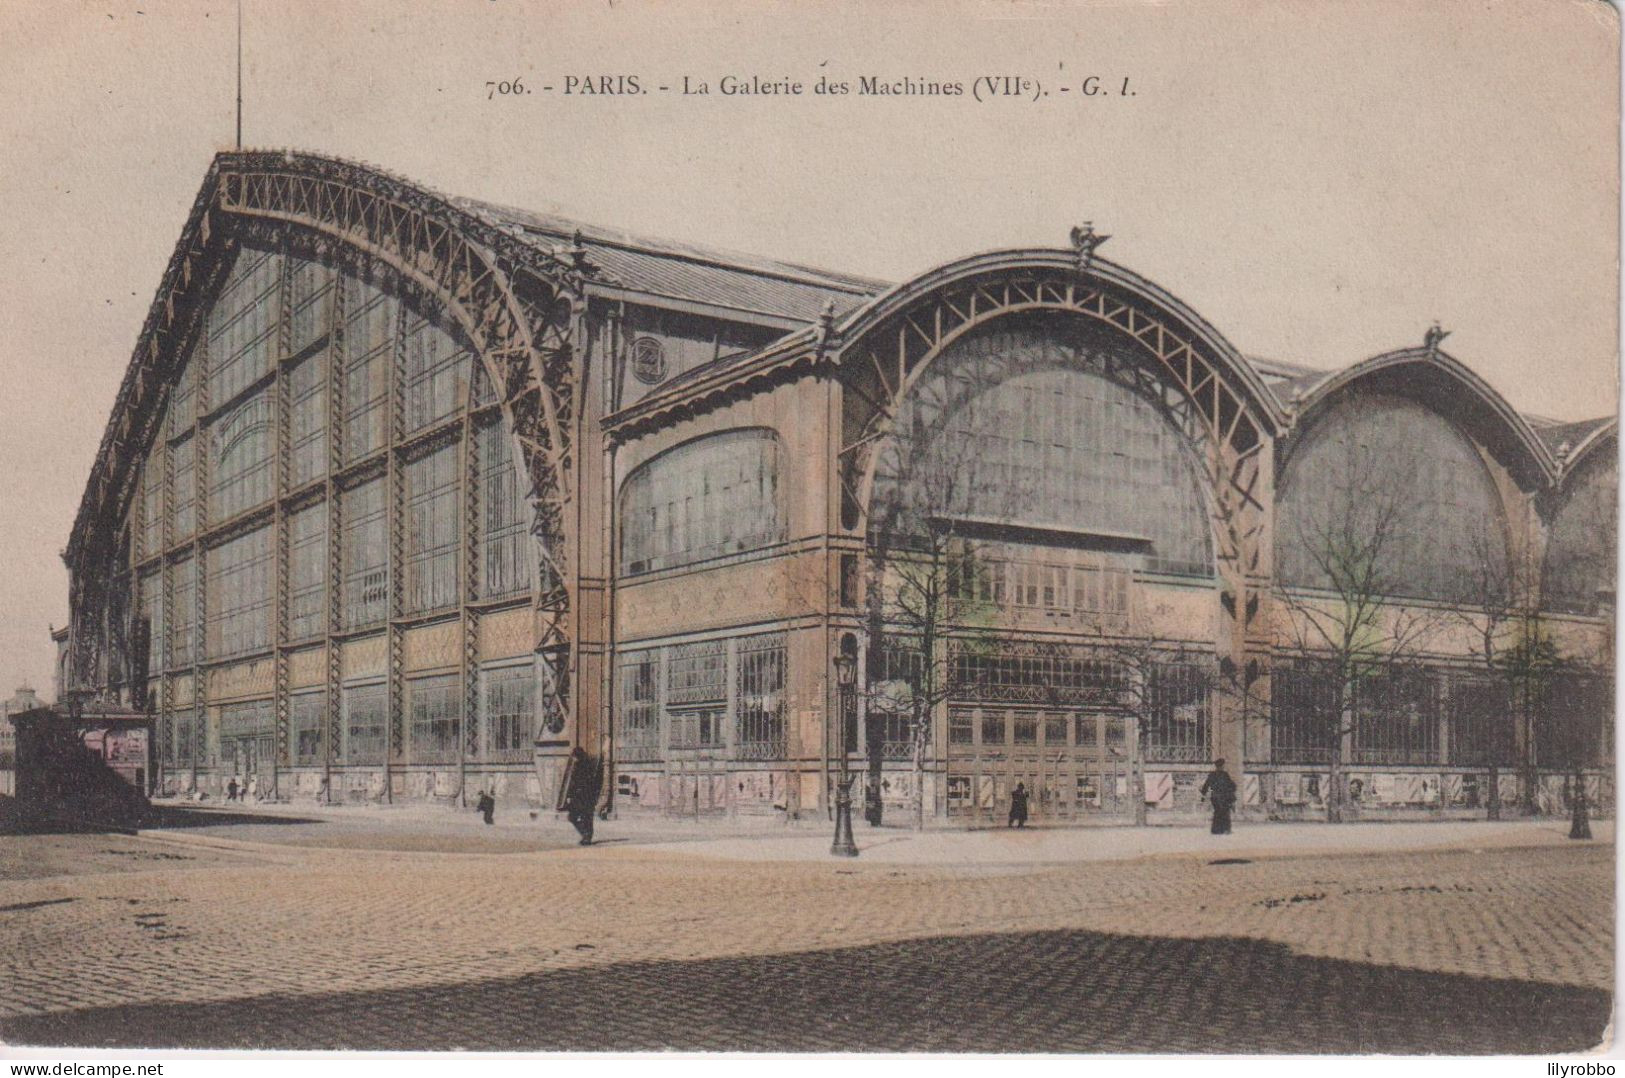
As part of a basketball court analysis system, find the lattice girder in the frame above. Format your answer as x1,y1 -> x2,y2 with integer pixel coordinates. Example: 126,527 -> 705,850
836,266 -> 1276,576
66,150 -> 591,746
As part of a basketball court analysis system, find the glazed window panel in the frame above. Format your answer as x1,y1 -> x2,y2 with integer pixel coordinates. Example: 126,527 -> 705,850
341,682 -> 387,765
868,707 -> 912,759
288,504 -> 328,640
166,347 -> 197,439
139,450 -> 164,559
288,350 -> 328,488
169,557 -> 195,668
872,322 -> 1212,577
342,277 -> 396,464
206,527 -> 271,658
667,639 -> 726,706
1277,394 -> 1507,603
1544,453 -> 1617,615
482,662 -> 535,762
1012,710 -> 1039,744
209,389 -> 273,522
616,651 -> 660,761
950,644 -> 1125,706
207,247 -> 282,406
478,421 -> 533,599
220,700 -> 274,743
408,674 -> 461,765
1538,674 -> 1613,770
404,444 -> 461,614
1351,671 -> 1441,766
175,714 -> 194,766
171,437 -> 196,541
981,710 -> 1007,746
291,690 -> 326,766
735,633 -> 786,760
620,430 -> 787,574
139,570 -> 162,676
403,314 -> 470,434
479,426 -> 528,589
670,707 -> 723,750
1269,661 -> 1339,765
289,258 -> 335,355
1448,676 -> 1512,766
1143,661 -> 1212,763
342,479 -> 388,629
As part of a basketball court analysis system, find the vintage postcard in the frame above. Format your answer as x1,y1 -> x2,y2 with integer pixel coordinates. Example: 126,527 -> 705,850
0,0 -> 1617,1064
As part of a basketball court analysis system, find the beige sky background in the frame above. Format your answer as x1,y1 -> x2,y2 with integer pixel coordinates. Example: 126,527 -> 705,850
0,0 -> 1617,702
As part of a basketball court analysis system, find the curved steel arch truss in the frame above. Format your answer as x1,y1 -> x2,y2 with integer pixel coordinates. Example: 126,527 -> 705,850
212,155 -> 584,730
837,268 -> 1273,579
67,152 -> 589,727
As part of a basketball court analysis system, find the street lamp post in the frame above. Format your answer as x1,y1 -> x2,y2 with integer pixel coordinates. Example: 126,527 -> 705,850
831,650 -> 859,857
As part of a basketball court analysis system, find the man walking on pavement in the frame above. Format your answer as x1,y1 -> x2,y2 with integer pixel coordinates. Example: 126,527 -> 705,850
563,747 -> 604,845
1008,782 -> 1030,828
1200,758 -> 1237,835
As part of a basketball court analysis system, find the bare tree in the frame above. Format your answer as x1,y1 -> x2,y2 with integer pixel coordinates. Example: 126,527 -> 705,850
1274,439 -> 1445,823
1456,531 -> 1596,829
862,363 -> 1032,830
1447,531 -> 1537,818
864,426 -> 1017,829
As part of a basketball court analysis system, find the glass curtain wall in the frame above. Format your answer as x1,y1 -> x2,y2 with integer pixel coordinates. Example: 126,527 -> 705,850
129,239 -> 540,776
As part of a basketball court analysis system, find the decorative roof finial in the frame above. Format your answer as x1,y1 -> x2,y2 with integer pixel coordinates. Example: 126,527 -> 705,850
569,229 -> 589,270
1070,222 -> 1110,272
815,298 -> 839,356
1423,321 -> 1451,357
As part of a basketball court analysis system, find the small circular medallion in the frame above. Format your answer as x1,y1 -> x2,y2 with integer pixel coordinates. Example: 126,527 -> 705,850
631,336 -> 668,385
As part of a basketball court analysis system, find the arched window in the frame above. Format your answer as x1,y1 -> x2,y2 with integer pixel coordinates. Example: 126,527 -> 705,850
1278,393 -> 1506,603
1545,447 -> 1617,614
620,429 -> 787,574
210,391 -> 272,522
871,319 -> 1213,577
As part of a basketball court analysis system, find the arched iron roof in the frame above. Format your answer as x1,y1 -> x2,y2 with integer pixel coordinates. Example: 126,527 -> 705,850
831,248 -> 1291,436
1283,347 -> 1559,488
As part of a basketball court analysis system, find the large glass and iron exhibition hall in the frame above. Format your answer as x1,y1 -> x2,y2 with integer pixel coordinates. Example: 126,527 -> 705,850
57,151 -> 1615,822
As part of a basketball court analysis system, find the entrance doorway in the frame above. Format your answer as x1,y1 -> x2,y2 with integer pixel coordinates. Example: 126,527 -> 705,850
665,752 -> 727,817
946,706 -> 1132,823
224,735 -> 274,800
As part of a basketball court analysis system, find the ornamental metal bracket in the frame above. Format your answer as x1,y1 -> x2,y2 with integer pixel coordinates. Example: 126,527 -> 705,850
814,298 -> 839,359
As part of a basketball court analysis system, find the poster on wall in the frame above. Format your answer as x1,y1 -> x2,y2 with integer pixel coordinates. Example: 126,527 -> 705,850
879,772 -> 915,802
1144,771 -> 1174,807
1275,773 -> 1303,804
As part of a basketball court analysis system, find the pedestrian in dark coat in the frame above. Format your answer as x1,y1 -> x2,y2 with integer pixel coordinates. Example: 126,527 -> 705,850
1008,782 -> 1030,828
1200,759 -> 1237,835
476,790 -> 496,825
563,748 -> 603,845
226,777 -> 238,802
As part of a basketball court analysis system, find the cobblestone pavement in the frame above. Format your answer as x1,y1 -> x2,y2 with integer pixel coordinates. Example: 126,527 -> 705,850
0,823 -> 1612,1053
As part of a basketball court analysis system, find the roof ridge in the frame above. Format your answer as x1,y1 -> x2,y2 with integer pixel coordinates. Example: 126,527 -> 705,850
453,196 -> 890,296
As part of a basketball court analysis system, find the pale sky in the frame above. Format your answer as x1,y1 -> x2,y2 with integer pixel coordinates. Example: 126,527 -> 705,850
0,0 -> 1617,701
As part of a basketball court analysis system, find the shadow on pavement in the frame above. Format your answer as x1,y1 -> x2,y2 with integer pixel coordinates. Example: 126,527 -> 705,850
0,795 -> 323,837
3,926 -> 1608,1053
138,805 -> 324,830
